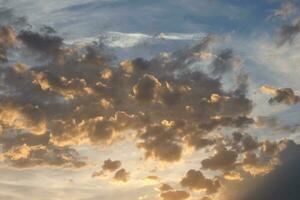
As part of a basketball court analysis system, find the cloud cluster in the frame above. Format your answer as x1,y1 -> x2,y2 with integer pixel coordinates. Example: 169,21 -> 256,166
92,159 -> 130,183
0,23 -> 255,170
0,132 -> 86,168
92,158 -> 122,177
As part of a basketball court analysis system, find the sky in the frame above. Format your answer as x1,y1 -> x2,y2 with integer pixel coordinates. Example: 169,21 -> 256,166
0,0 -> 300,200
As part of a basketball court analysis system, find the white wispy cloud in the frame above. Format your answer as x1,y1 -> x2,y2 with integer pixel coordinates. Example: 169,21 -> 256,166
65,31 -> 205,48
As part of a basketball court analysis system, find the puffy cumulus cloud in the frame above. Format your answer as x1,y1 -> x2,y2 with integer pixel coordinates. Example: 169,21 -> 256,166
102,159 -> 122,172
223,138 -> 289,177
137,123 -> 182,162
222,140 -> 300,200
92,158 -> 122,177
158,183 -> 173,192
277,18 -> 300,46
0,100 -> 46,135
261,85 -> 300,105
260,140 -> 280,156
180,169 -> 220,194
242,152 -> 279,176
113,168 -> 130,183
201,145 -> 238,171
133,74 -> 161,103
160,190 -> 190,200
230,132 -> 259,153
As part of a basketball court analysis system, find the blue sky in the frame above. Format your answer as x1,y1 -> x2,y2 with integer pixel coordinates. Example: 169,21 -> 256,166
2,0 -> 289,37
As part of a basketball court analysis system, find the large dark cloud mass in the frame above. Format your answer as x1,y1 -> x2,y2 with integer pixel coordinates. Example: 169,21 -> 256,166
223,141 -> 300,200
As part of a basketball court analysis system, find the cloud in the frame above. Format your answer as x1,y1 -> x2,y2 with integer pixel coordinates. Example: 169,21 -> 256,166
201,197 -> 212,200
102,159 -> 122,172
160,190 -> 190,200
201,145 -> 238,170
0,26 -> 17,62
1,143 -> 87,169
0,32 -> 254,166
277,18 -> 300,46
144,175 -> 160,181
158,184 -> 173,192
0,100 -> 47,135
180,169 -> 220,194
18,30 -> 63,54
113,168 -> 130,183
92,159 -> 122,177
223,171 -> 243,181
268,1 -> 297,20
256,116 -> 300,134
261,85 -> 300,105
133,74 -> 161,103
137,123 -> 183,162
230,132 -> 259,152
222,140 -> 300,200
242,152 -> 278,176
210,49 -> 243,77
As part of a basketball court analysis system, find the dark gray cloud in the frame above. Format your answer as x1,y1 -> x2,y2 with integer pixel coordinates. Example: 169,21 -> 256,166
201,145 -> 238,170
18,30 -> 63,54
223,140 -> 300,200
